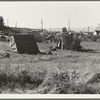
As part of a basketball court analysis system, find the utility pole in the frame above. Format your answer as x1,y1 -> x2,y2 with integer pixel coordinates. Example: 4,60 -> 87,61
41,19 -> 43,32
68,20 -> 70,32
88,27 -> 90,34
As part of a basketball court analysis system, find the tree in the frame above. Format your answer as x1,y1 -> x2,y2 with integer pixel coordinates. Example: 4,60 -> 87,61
70,34 -> 82,51
0,16 -> 4,26
0,16 -> 4,30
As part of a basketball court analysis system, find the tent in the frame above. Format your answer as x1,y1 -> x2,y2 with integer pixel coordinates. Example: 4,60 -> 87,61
62,34 -> 73,50
28,30 -> 43,42
62,27 -> 68,35
57,34 -> 73,50
9,35 -> 40,54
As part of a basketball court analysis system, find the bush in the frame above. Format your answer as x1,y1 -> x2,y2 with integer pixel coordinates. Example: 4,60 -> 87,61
0,16 -> 4,30
96,39 -> 100,42
70,38 -> 82,51
79,34 -> 100,42
81,35 -> 100,42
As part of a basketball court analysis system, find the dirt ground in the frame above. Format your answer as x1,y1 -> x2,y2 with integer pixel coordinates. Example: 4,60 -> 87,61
0,41 -> 100,94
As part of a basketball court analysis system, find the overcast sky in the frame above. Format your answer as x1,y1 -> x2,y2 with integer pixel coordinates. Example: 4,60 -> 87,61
0,1 -> 100,30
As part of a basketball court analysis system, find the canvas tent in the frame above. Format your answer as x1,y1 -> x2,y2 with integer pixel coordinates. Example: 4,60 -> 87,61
10,35 -> 40,54
57,27 -> 73,49
62,34 -> 73,49
57,34 -> 73,50
57,27 -> 81,50
62,27 -> 68,35
28,30 -> 43,42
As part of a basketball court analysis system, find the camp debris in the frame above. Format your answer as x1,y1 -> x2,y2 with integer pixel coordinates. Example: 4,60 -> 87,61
46,50 -> 52,55
50,46 -> 57,51
0,50 -> 10,58
9,35 -> 40,54
2,52 -> 10,58
62,34 -> 73,50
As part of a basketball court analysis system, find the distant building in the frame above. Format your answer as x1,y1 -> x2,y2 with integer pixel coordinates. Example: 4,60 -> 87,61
80,31 -> 93,35
68,31 -> 81,36
93,30 -> 100,35
82,32 -> 88,35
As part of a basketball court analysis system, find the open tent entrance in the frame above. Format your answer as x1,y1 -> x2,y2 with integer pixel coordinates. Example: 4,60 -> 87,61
10,35 -> 40,54
57,34 -> 73,50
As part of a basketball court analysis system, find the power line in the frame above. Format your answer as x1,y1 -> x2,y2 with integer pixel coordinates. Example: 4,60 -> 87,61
68,20 -> 70,32
88,27 -> 90,34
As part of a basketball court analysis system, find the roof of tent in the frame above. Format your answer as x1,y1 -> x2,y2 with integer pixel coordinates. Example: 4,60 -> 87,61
11,35 -> 40,54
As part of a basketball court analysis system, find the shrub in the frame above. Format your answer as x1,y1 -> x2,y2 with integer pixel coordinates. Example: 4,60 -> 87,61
96,39 -> 100,42
70,37 -> 82,51
0,16 -> 4,30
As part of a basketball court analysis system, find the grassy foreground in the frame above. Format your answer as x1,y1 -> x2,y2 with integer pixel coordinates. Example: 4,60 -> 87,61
0,41 -> 100,94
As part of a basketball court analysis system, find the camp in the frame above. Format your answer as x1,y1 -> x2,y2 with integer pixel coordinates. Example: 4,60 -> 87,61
9,35 -> 40,54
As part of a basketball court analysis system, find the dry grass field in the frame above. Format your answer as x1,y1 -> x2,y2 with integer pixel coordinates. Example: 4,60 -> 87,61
0,41 -> 100,94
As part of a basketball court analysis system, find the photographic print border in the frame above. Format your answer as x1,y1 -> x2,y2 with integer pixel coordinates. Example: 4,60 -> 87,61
0,0 -> 100,100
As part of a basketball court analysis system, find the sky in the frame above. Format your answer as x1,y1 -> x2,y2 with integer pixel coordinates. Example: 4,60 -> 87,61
0,1 -> 100,31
